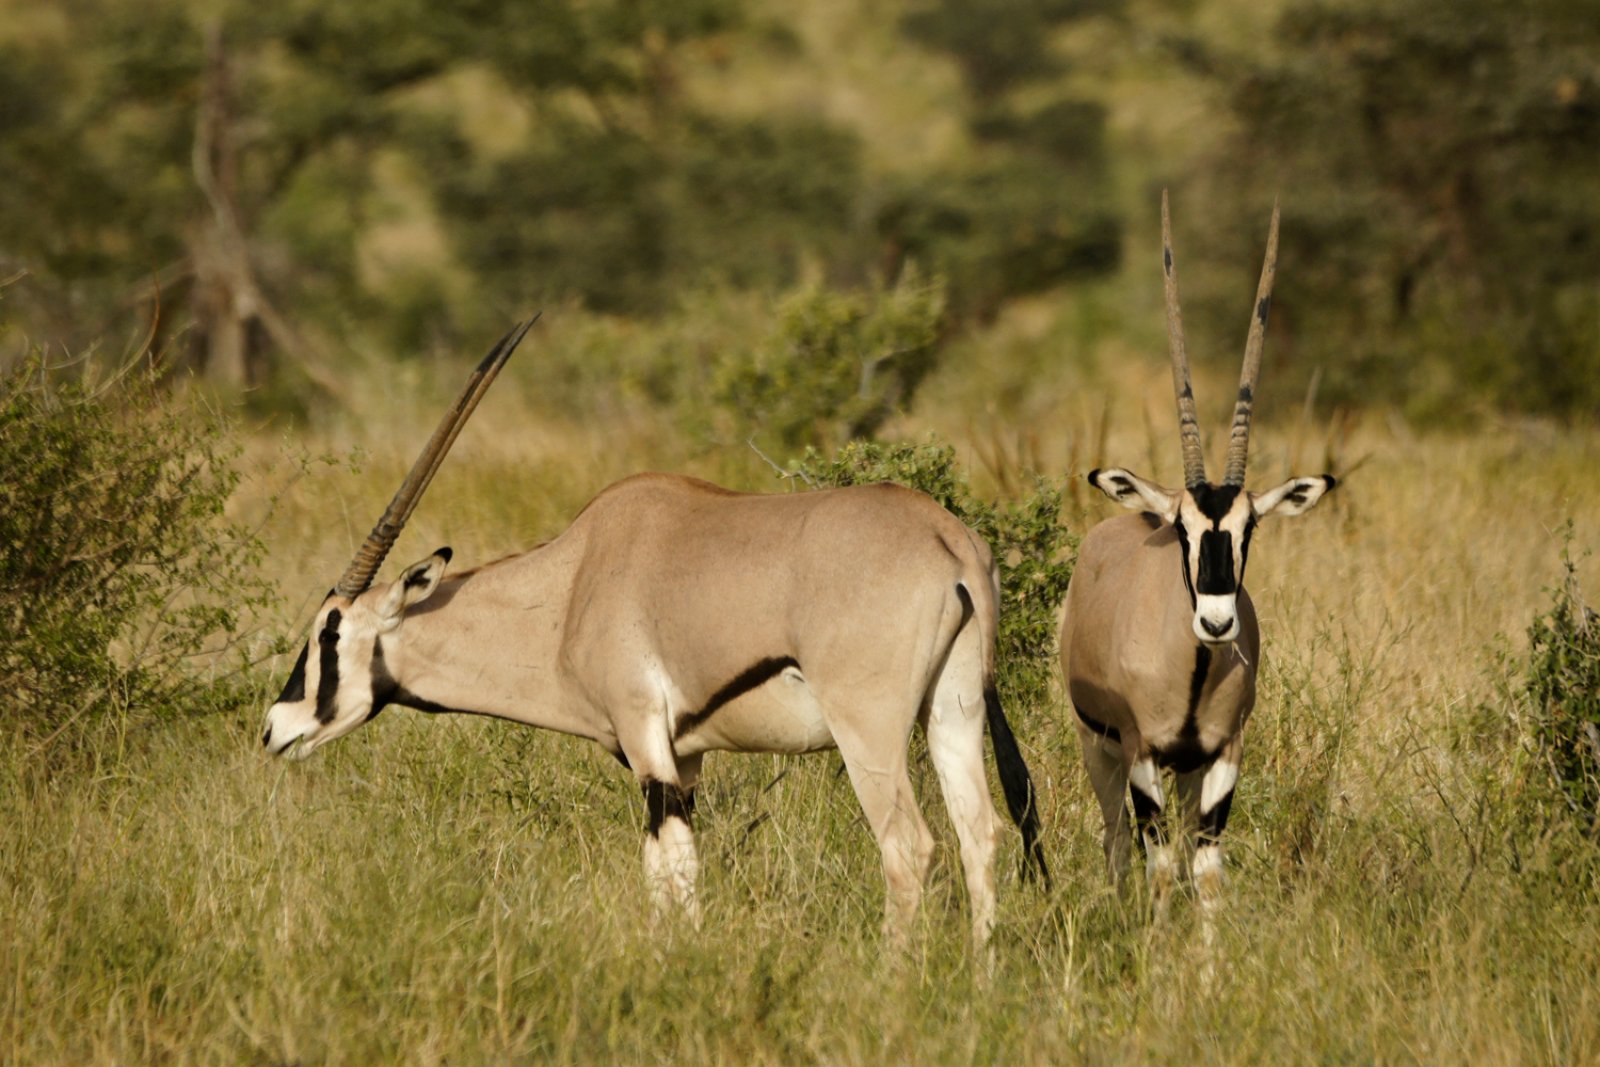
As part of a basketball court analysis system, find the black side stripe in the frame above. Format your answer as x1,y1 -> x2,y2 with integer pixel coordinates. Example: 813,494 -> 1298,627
314,609 -> 342,723
1074,705 -> 1121,744
673,656 -> 799,740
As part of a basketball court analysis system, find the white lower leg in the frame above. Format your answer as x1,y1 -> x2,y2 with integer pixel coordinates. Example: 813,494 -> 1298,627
1193,843 -> 1225,984
652,816 -> 700,925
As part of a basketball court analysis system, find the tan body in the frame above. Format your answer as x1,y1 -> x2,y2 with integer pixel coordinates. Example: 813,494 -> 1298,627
1060,513 -> 1258,766
390,473 -> 993,760
266,471 -> 1048,948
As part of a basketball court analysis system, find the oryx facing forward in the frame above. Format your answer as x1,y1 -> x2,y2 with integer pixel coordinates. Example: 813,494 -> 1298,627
261,321 -> 1048,949
1059,195 -> 1335,926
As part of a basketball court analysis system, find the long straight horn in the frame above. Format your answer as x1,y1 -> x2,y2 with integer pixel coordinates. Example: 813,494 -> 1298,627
1162,190 -> 1207,489
334,315 -> 539,598
1222,202 -> 1280,487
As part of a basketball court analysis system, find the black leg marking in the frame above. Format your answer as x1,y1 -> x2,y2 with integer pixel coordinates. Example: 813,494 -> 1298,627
673,656 -> 799,740
1198,787 -> 1235,846
1131,784 -> 1165,850
314,609 -> 342,723
642,779 -> 694,838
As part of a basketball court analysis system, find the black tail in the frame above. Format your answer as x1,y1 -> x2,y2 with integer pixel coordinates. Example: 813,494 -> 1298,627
984,684 -> 1051,889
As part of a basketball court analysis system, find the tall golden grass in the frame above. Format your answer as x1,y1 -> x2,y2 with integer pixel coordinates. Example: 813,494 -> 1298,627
4,303 -> 1597,1063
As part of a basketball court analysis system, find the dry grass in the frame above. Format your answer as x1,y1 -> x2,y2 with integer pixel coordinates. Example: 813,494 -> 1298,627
5,307 -> 1599,1064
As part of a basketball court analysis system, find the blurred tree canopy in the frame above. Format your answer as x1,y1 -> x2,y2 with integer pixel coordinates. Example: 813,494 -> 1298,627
0,0 -> 1121,398
1180,0 -> 1600,419
890,0 -> 1122,318
4,0 -> 1598,420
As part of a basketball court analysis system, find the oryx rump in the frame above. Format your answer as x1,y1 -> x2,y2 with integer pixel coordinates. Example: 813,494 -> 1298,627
261,321 -> 1048,948
1059,194 -> 1335,929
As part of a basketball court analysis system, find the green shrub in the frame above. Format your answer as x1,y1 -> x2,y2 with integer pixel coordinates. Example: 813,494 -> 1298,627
0,356 -> 276,749
789,439 -> 1075,714
1523,540 -> 1600,832
713,273 -> 947,452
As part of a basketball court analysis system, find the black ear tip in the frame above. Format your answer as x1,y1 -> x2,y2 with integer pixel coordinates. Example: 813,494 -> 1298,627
436,546 -> 453,563
1087,468 -> 1102,486
1322,474 -> 1338,490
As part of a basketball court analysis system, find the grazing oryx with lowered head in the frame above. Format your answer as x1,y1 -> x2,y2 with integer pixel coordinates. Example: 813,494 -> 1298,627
1059,194 -> 1335,924
261,320 -> 1049,949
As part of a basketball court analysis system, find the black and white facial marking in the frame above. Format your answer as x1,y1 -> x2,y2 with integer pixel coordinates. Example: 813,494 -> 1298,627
260,548 -> 453,759
1171,484 -> 1255,646
1088,468 -> 1337,648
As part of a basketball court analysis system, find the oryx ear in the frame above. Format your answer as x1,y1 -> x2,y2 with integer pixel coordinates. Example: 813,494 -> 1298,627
377,547 -> 453,624
1088,468 -> 1180,522
1253,475 -> 1336,519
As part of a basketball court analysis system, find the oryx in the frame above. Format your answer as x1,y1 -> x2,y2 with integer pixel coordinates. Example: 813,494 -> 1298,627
1058,194 -> 1336,923
261,320 -> 1048,948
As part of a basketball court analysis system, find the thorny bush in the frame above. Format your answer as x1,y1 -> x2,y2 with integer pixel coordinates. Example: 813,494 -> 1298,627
0,356 -> 275,751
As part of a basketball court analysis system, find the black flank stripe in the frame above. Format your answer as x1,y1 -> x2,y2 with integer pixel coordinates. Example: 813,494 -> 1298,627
1074,705 -> 1121,744
314,609 -> 342,724
674,656 -> 799,740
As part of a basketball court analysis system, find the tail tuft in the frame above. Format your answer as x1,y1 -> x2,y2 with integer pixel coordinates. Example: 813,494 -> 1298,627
985,684 -> 1051,889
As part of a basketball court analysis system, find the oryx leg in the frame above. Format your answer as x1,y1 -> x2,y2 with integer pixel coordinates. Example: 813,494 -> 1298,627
618,720 -> 702,924
1075,716 -> 1132,887
1128,753 -> 1177,919
925,648 -> 999,948
1180,739 -> 1240,927
833,717 -> 933,950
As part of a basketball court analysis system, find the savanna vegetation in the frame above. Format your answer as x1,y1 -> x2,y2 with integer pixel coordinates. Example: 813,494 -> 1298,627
3,0 -> 1600,1063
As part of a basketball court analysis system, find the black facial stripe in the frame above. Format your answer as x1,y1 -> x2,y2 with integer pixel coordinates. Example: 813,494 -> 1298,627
1174,522 -> 1196,605
1239,517 -> 1256,583
642,779 -> 694,838
275,642 -> 309,704
368,636 -> 396,722
1196,529 -> 1235,595
314,608 -> 341,724
370,636 -> 479,718
673,656 -> 800,740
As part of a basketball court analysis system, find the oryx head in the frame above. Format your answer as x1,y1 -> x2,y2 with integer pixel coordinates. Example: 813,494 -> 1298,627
261,318 -> 534,758
1088,194 -> 1334,647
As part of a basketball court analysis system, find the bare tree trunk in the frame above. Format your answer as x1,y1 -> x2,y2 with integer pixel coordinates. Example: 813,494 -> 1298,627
190,21 -> 256,388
